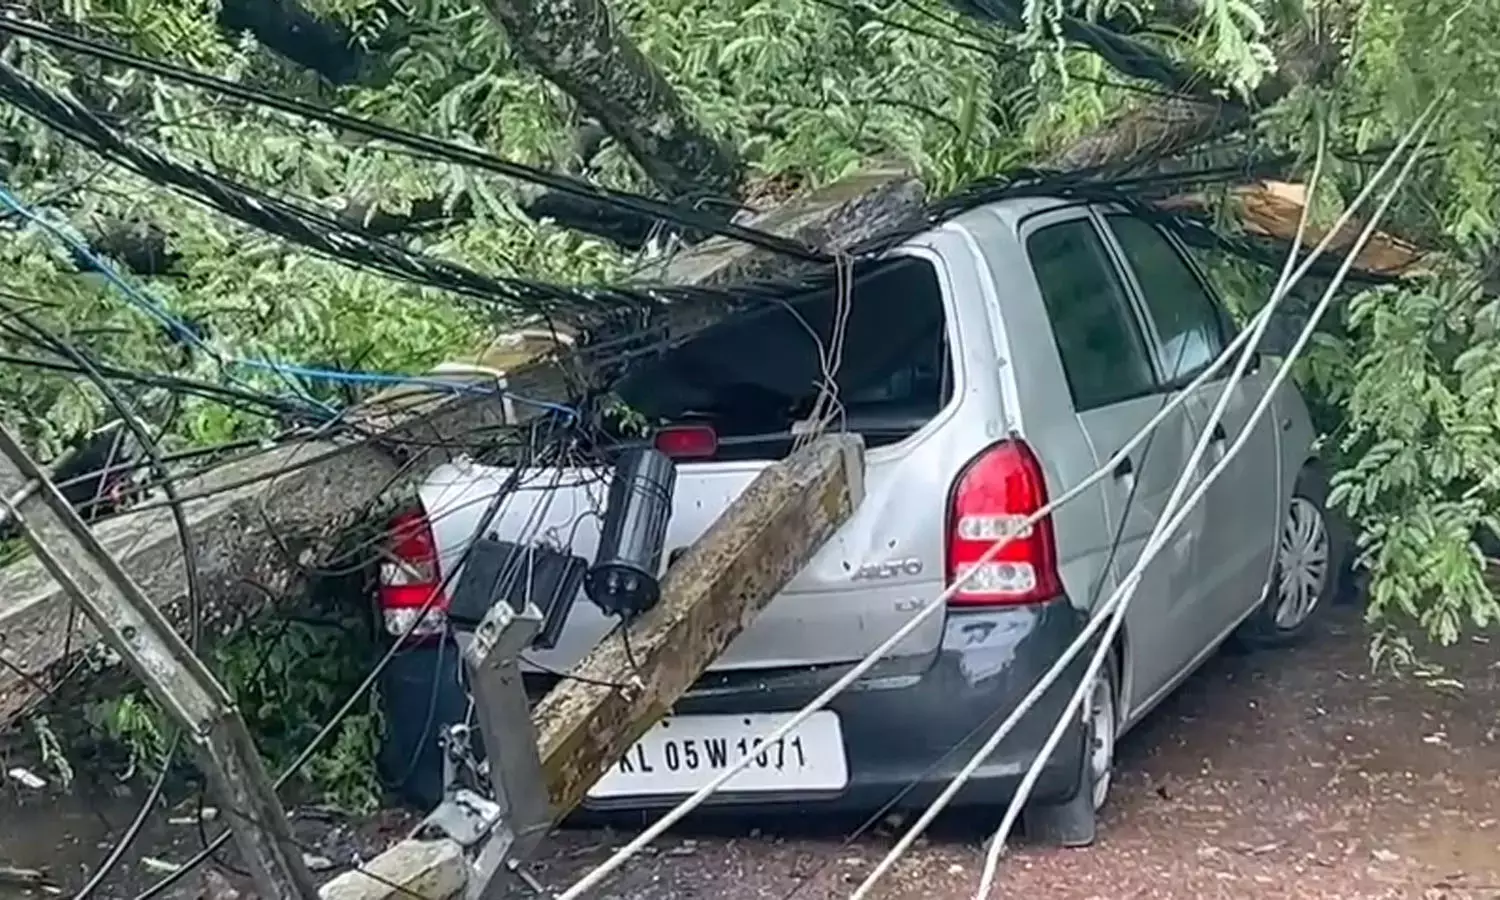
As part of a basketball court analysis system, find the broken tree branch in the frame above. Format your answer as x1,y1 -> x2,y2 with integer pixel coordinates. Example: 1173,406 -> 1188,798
217,0 -> 375,86
477,0 -> 743,204
953,0 -> 1345,173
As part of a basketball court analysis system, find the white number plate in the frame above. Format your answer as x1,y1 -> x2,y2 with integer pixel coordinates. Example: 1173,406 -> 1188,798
586,711 -> 849,799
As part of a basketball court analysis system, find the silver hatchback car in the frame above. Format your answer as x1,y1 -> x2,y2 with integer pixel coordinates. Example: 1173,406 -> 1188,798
375,195 -> 1346,846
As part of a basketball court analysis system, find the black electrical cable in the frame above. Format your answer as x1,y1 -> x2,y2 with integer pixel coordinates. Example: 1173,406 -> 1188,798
812,0 -> 1203,104
0,17 -> 824,263
0,62 -> 633,321
214,408 -> 577,583
63,433 -> 321,522
0,12 -> 1400,400
1,55 -> 1363,419
45,434 -> 278,496
560,156 -> 1328,382
521,650 -> 631,690
0,350 -> 316,422
0,97 -> 233,224
0,307 -> 329,424
943,0 -> 1215,97
99,400 -> 574,536
0,315 -> 206,648
0,59 -> 877,348
95,423 -> 506,523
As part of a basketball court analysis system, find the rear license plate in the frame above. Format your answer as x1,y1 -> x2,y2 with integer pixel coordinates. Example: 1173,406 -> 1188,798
586,711 -> 848,799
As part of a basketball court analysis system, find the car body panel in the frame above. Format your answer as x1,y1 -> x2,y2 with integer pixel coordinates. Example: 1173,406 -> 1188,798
380,601 -> 1094,814
381,192 -> 1320,813
1095,209 -> 1285,646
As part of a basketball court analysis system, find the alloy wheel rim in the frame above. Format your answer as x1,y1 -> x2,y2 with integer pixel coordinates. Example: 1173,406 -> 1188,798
1273,496 -> 1330,630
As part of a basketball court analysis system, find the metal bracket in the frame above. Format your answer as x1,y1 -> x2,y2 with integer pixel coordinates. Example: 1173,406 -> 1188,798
417,723 -> 498,848
419,787 -> 502,848
418,594 -> 552,899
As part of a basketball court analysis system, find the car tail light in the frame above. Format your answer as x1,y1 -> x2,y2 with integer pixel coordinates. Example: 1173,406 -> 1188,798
654,424 -> 718,460
945,440 -> 1063,607
379,509 -> 448,640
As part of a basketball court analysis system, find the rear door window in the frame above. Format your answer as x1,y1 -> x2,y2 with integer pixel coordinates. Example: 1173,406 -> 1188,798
1104,214 -> 1229,381
1025,218 -> 1156,411
608,257 -> 953,459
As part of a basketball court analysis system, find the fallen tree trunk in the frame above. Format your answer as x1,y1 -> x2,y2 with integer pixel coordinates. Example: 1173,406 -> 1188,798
0,163 -> 925,727
1163,180 -> 1427,277
217,0 -> 378,86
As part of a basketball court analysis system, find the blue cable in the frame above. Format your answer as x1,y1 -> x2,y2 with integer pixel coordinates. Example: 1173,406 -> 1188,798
0,183 -> 577,421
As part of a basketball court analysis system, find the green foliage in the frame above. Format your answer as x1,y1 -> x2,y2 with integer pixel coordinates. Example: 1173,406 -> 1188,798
1173,0 -> 1500,667
209,615 -> 384,812
1293,0 -> 1500,667
84,690 -> 171,780
82,615 -> 384,813
1328,270 -> 1500,669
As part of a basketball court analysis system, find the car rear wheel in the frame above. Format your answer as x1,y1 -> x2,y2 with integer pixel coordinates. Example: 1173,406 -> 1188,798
1233,464 -> 1343,649
1085,670 -> 1116,812
1022,654 -> 1118,848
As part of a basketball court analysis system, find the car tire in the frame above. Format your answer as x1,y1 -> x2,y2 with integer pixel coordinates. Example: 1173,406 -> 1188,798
1232,463 -> 1345,650
1022,654 -> 1118,848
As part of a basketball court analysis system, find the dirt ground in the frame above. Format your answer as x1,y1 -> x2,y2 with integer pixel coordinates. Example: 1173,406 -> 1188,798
2,606 -> 1497,899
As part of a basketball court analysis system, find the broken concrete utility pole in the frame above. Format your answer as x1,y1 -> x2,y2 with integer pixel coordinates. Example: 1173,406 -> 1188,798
320,432 -> 866,900
0,423 -> 318,900
0,164 -> 923,727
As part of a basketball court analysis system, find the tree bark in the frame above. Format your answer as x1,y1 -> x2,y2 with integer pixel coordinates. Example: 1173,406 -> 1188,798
958,0 -> 1345,174
478,0 -> 743,203
1043,96 -> 1251,171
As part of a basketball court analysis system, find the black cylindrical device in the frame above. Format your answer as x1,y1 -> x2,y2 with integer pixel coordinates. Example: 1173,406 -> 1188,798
585,447 -> 677,617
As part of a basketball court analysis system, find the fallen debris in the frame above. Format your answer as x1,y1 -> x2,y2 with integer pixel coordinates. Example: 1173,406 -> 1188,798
6,765 -> 45,789
321,433 -> 866,899
319,840 -> 465,900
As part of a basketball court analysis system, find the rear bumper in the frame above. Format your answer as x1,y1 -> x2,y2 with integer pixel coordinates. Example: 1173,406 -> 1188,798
378,598 -> 1093,815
